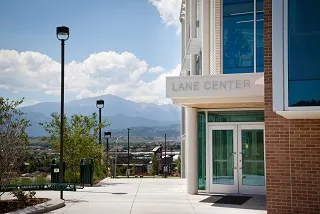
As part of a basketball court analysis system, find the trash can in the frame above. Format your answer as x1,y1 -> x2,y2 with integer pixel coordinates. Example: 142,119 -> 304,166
80,158 -> 94,186
51,159 -> 65,183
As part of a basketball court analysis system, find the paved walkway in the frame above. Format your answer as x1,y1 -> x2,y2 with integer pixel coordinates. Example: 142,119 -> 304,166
2,178 -> 267,214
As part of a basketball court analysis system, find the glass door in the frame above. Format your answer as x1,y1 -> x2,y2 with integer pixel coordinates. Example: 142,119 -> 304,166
209,125 -> 238,194
238,124 -> 265,195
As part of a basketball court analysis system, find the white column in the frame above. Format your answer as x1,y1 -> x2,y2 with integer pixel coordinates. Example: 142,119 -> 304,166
190,0 -> 197,76
186,107 -> 198,195
180,107 -> 186,178
181,19 -> 186,63
202,0 -> 210,75
185,0 -> 190,50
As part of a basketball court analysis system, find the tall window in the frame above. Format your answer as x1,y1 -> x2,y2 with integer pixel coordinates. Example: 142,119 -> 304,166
196,51 -> 202,75
223,0 -> 264,74
288,0 -> 320,107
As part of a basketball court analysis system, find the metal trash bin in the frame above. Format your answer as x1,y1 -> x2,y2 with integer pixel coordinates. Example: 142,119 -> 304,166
51,159 -> 65,183
80,158 -> 94,186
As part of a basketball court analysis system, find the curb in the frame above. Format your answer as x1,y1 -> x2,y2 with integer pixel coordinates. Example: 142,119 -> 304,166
9,199 -> 65,214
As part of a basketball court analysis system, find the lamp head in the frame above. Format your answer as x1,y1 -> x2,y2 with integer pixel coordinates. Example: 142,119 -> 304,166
104,131 -> 111,139
96,100 -> 104,109
56,26 -> 69,41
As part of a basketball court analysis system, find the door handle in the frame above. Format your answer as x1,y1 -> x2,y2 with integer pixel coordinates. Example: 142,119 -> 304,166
232,152 -> 236,169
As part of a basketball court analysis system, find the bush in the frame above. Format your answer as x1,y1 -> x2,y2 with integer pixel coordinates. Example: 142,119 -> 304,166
119,166 -> 127,176
132,164 -> 136,176
65,171 -> 80,183
34,175 -> 49,183
10,190 -> 37,205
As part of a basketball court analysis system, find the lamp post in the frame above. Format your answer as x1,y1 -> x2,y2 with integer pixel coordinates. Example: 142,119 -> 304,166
164,134 -> 167,178
104,131 -> 111,153
104,131 -> 111,177
96,100 -> 104,144
127,128 -> 131,178
159,144 -> 163,175
56,26 -> 69,200
115,136 -> 124,178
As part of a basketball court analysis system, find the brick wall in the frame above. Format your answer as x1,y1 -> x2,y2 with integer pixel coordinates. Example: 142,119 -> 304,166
264,0 -> 320,213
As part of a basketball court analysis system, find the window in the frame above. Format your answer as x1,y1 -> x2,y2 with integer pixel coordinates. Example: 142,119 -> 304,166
223,0 -> 264,74
196,51 -> 202,75
198,112 -> 206,190
288,0 -> 320,107
208,111 -> 264,122
272,0 -> 320,118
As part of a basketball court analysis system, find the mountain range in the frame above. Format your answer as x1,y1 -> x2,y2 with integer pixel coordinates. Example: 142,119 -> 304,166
19,94 -> 181,137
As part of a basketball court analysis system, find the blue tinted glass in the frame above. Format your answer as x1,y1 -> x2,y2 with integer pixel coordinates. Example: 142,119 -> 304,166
256,11 -> 264,72
288,0 -> 320,106
289,80 -> 320,106
223,0 -> 266,74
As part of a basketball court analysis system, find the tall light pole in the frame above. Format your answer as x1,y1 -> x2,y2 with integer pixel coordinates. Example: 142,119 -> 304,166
115,136 -> 124,178
96,100 -> 104,144
104,131 -> 111,153
164,134 -> 167,178
104,131 -> 111,177
56,26 -> 69,200
127,128 -> 131,178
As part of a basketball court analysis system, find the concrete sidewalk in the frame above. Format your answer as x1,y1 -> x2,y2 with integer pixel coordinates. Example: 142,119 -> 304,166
2,178 -> 267,214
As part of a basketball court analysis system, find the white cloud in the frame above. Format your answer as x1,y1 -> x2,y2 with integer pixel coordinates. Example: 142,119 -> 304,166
148,66 -> 166,73
18,99 -> 40,107
149,0 -> 182,33
0,50 -> 180,104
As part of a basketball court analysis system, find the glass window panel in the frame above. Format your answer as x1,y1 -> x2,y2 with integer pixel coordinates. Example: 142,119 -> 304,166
212,130 -> 234,185
256,13 -> 264,72
288,0 -> 320,106
223,0 -> 264,74
241,129 -> 265,186
208,111 -> 264,122
223,0 -> 254,74
289,80 -> 320,106
198,112 -> 206,190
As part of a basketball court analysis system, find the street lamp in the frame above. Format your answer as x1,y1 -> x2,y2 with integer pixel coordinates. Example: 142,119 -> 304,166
104,131 -> 111,178
96,100 -> 104,144
104,131 -> 111,152
164,134 -> 167,178
115,136 -> 124,178
127,128 -> 131,178
159,144 -> 163,175
56,26 -> 69,200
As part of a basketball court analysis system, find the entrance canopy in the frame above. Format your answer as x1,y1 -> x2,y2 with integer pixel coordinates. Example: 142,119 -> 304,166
166,73 -> 264,109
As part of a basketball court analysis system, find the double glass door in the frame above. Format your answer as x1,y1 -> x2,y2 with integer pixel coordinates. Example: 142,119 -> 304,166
209,124 -> 265,195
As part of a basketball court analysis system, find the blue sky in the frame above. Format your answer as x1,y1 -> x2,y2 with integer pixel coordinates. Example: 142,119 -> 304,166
0,0 -> 181,105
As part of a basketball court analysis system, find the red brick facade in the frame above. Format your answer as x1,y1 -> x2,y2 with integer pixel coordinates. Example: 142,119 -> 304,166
264,0 -> 320,213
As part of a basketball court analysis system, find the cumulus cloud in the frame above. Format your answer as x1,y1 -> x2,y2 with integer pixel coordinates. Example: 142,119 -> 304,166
149,0 -> 182,33
148,66 -> 166,73
0,50 -> 180,104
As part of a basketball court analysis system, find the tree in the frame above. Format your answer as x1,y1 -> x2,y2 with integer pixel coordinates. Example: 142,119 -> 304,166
132,164 -> 136,176
176,155 -> 181,176
40,112 -> 108,183
150,154 -> 158,176
0,97 -> 30,187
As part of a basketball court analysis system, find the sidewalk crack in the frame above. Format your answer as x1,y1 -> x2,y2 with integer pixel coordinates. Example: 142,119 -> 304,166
129,178 -> 142,214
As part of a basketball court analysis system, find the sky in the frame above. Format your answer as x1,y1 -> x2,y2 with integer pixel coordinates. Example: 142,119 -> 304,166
0,0 -> 182,106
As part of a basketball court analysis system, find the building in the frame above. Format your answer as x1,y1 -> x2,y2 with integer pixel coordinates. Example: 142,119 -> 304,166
165,0 -> 320,213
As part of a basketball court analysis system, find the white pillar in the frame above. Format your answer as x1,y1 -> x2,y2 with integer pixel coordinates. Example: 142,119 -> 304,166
180,107 -> 186,178
202,0 -> 210,75
181,19 -> 186,63
186,107 -> 198,195
185,0 -> 190,50
190,0 -> 197,76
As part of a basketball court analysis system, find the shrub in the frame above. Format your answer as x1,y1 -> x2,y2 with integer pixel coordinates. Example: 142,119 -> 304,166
10,189 -> 37,205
